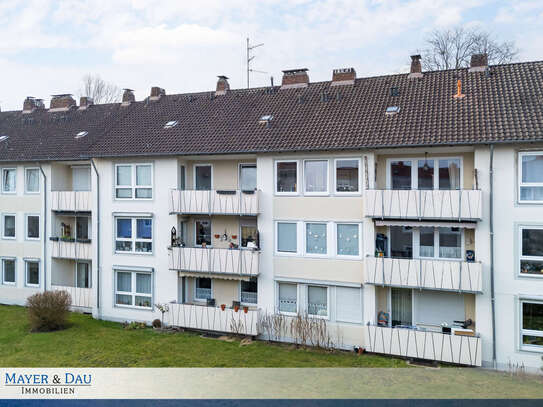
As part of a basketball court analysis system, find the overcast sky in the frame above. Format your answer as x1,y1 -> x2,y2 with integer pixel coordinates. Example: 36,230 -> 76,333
0,0 -> 542,111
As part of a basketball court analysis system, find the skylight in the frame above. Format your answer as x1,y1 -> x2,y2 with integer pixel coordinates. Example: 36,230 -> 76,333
385,106 -> 400,115
0,135 -> 9,142
259,115 -> 273,123
75,131 -> 88,139
164,120 -> 178,129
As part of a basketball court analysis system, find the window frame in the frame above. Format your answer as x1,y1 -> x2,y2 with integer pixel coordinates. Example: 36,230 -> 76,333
24,259 -> 40,287
2,168 -> 16,194
518,225 -> 543,278
303,159 -> 329,196
519,299 -> 543,352
114,163 -> 153,200
1,257 -> 16,285
114,270 -> 153,309
25,214 -> 40,241
194,277 -> 213,302
114,216 -> 153,255
334,158 -> 362,195
335,223 -> 362,259
193,164 -> 213,191
275,221 -> 299,255
2,213 -> 16,240
518,151 -> 543,204
24,167 -> 40,194
385,156 -> 464,190
275,160 -> 299,196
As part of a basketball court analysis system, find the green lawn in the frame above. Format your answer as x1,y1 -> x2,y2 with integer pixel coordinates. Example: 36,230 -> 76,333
0,305 -> 405,367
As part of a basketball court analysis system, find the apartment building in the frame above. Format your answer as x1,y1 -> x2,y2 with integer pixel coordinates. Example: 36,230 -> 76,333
1,55 -> 543,372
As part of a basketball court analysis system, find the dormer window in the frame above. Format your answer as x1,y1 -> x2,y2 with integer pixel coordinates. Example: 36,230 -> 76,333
164,120 -> 178,129
75,131 -> 88,139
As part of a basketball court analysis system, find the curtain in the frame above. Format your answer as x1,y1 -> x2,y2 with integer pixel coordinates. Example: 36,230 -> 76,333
26,169 -> 39,192
117,272 -> 131,292
116,165 -> 131,186
277,223 -> 297,252
136,273 -> 152,294
136,165 -> 151,186
337,224 -> 359,256
3,169 -> 15,191
304,160 -> 327,192
279,283 -> 297,313
308,286 -> 327,316
438,227 -> 461,258
72,167 -> 90,191
76,217 -> 89,240
277,162 -> 297,192
391,288 -> 412,326
439,159 -> 460,190
76,263 -> 90,288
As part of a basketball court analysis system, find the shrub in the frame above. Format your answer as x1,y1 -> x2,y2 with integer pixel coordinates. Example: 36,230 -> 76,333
124,321 -> 147,330
152,319 -> 162,329
26,291 -> 71,332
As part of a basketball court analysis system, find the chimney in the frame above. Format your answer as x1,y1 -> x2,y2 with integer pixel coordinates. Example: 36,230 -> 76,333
408,55 -> 423,79
149,86 -> 165,101
215,75 -> 230,96
469,53 -> 488,72
49,94 -> 76,112
79,96 -> 94,110
22,97 -> 45,114
121,89 -> 135,106
331,68 -> 356,86
280,68 -> 309,90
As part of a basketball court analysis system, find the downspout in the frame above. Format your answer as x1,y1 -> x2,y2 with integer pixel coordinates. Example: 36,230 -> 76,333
38,164 -> 47,292
489,144 -> 497,368
90,159 -> 101,318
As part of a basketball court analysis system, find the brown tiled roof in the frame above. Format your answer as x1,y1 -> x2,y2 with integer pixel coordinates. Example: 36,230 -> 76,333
1,60 -> 542,162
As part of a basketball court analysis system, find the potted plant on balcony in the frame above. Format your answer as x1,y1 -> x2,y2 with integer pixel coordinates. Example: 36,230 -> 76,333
231,234 -> 238,240
76,238 -> 91,244
214,234 -> 220,239
243,306 -> 249,314
49,236 -> 59,242
232,301 -> 240,312
220,304 -> 226,311
60,236 -> 75,243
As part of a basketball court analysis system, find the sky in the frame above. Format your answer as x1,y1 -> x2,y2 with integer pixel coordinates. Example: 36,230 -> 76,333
0,0 -> 542,111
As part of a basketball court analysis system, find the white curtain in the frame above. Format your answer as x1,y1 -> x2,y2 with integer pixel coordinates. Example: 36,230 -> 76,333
117,272 -> 131,292
26,169 -> 39,192
308,286 -> 327,316
304,160 -> 327,192
136,273 -> 152,294
279,283 -> 297,313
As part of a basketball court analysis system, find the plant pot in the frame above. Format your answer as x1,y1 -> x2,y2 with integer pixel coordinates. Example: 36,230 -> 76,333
49,237 -> 59,242
231,235 -> 238,239
234,306 -> 239,312
220,304 -> 226,311
357,347 -> 365,355
243,306 -> 248,313
214,234 -> 220,239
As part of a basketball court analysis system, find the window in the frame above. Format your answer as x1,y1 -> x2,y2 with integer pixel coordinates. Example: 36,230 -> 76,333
305,223 -> 327,255
276,161 -> 298,193
72,166 -> 91,191
390,161 -> 412,190
336,287 -> 362,323
417,160 -> 434,190
241,223 -> 258,248
278,283 -> 297,313
76,217 -> 89,240
336,224 -> 359,256
240,164 -> 257,191
419,227 -> 435,257
388,157 -> 462,190
307,286 -> 328,317
115,217 -> 153,254
25,168 -> 39,193
388,226 -> 463,260
438,227 -> 461,259
2,168 -> 16,193
164,120 -> 178,129
335,159 -> 359,193
115,164 -> 153,199
195,165 -> 212,191
277,222 -> 297,253
390,226 -> 413,258
115,271 -> 152,308
439,159 -> 461,190
520,227 -> 543,276
195,220 -> 211,247
25,260 -> 39,287
2,258 -> 15,285
76,262 -> 91,288
520,153 -> 543,202
304,160 -> 328,194
2,214 -> 15,239
26,215 -> 39,240
241,279 -> 257,304
521,300 -> 543,349
179,165 -> 186,190
195,278 -> 212,300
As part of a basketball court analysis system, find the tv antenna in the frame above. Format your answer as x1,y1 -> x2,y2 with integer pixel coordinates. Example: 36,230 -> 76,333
246,37 -> 266,88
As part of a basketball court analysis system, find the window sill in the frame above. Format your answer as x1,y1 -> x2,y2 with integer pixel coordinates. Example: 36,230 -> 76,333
1,236 -> 16,240
114,304 -> 153,311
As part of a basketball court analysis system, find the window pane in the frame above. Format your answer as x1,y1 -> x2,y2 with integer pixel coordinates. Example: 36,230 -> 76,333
523,335 -> 543,346
523,302 -> 543,332
439,159 -> 461,190
391,161 -> 412,189
336,160 -> 359,192
522,229 -> 543,257
522,155 -> 543,183
76,217 -> 89,240
3,169 -> 16,192
116,165 -> 131,186
195,165 -> 212,190
521,260 -> 543,275
240,165 -> 257,191
420,227 -> 434,257
116,188 -> 132,199
390,226 -> 413,258
241,225 -> 258,248
76,263 -> 90,288
306,223 -> 327,254
439,227 -> 461,258
277,222 -> 297,253
135,188 -> 152,199
3,259 -> 15,283
135,296 -> 151,308
116,241 -> 132,252
27,262 -> 39,285
4,215 -> 15,237
196,278 -> 212,299
117,272 -> 131,292
136,165 -> 152,186
520,186 -> 543,201
197,277 -> 212,289
136,274 -> 152,294
116,219 -> 132,238
135,242 -> 152,253
136,219 -> 152,239
195,220 -> 211,246
308,286 -> 327,316
27,216 -> 39,238
304,160 -> 328,193
337,224 -> 359,256
279,283 -> 297,313
26,169 -> 39,192
180,166 -> 186,190
417,160 -> 434,190
241,279 -> 257,304
72,167 -> 91,191
391,288 -> 412,326
276,162 -> 297,193
116,294 -> 132,306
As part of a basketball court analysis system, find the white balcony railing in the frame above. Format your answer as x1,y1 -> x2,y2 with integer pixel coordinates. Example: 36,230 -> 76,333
169,247 -> 259,277
364,257 -> 483,293
51,285 -> 93,309
167,303 -> 259,336
365,189 -> 482,221
169,189 -> 259,215
51,191 -> 92,212
51,240 -> 92,261
364,325 -> 482,366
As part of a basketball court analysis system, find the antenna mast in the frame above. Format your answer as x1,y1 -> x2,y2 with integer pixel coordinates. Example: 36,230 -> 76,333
246,37 -> 264,88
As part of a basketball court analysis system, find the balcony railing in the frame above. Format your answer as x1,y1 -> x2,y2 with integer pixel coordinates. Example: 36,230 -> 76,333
365,189 -> 482,221
169,247 -> 259,277
51,239 -> 92,260
169,189 -> 259,216
51,285 -> 93,309
167,303 -> 259,336
364,256 -> 483,293
51,191 -> 92,212
364,325 -> 482,366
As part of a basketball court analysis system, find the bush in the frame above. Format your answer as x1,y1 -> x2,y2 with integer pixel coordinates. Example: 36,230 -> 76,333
124,321 -> 147,330
26,291 -> 71,332
152,319 -> 162,329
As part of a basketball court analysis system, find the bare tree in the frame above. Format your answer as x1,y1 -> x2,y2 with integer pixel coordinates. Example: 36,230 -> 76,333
421,27 -> 518,71
78,74 -> 121,104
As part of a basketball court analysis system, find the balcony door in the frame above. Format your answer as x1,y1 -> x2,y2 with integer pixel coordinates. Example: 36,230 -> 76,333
194,164 -> 212,191
387,157 -> 462,190
391,288 -> 412,327
72,166 -> 91,191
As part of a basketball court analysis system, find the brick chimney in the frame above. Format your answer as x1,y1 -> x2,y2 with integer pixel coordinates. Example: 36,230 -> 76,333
331,68 -> 356,86
469,53 -> 488,72
408,55 -> 423,79
149,86 -> 165,101
280,68 -> 309,90
215,76 -> 230,96
49,94 -> 76,111
79,96 -> 94,110
22,97 -> 45,114
121,89 -> 135,106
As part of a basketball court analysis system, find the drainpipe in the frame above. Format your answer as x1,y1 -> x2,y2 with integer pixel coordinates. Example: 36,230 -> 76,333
38,164 -> 47,292
489,144 -> 497,368
90,159 -> 101,318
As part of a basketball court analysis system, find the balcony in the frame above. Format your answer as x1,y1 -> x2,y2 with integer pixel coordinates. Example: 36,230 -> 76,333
364,325 -> 482,366
169,189 -> 259,216
365,257 -> 482,293
167,303 -> 259,336
51,238 -> 92,261
51,191 -> 92,212
169,247 -> 259,278
365,189 -> 482,221
51,285 -> 93,309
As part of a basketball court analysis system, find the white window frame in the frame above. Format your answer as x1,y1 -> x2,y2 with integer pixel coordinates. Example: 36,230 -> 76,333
277,282 -> 298,316
306,284 -> 330,320
24,259 -> 40,287
114,270 -> 153,309
303,221 -> 331,257
518,151 -> 543,204
24,167 -> 40,194
1,257 -> 16,285
114,163 -> 153,200
335,223 -> 362,259
114,216 -> 153,255
303,159 -> 329,196
275,221 -> 300,256
193,164 -> 213,191
275,160 -> 299,196
194,277 -> 213,302
25,214 -> 40,241
334,158 -> 362,196
518,225 -> 543,278
2,213 -> 16,240
386,156 -> 463,190
2,168 -> 16,194
387,226 -> 464,261
194,219 -> 212,248
519,299 -> 543,352
239,280 -> 258,306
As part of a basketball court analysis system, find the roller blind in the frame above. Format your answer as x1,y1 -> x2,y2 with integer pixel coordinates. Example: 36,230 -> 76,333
414,290 -> 464,327
336,287 -> 362,323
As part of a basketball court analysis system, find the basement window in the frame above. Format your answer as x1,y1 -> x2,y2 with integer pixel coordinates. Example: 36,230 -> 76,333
75,131 -> 88,139
164,120 -> 178,129
386,106 -> 400,115
0,136 -> 8,142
